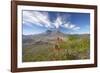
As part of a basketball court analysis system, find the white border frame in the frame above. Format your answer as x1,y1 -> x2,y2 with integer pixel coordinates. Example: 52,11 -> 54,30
17,5 -> 94,68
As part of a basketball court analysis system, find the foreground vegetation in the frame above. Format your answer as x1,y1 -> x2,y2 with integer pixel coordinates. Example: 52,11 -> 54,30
22,35 -> 90,62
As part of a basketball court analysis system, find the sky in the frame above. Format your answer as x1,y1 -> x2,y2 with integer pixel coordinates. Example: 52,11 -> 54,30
22,10 -> 90,35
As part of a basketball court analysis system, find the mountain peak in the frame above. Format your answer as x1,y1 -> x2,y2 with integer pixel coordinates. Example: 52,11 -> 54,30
45,29 -> 65,37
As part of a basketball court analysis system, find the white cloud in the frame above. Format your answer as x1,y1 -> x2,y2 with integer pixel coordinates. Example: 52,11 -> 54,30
23,11 -> 52,28
23,11 -> 44,27
62,22 -> 80,31
69,24 -> 75,29
73,27 -> 80,30
23,11 -> 80,31
54,16 -> 62,28
64,23 -> 69,28
32,11 -> 51,27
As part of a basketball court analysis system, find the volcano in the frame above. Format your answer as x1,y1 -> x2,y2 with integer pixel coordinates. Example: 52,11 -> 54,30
44,29 -> 65,37
22,29 -> 66,44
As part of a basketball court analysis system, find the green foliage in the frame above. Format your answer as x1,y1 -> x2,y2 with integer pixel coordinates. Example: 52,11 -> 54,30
22,35 -> 90,62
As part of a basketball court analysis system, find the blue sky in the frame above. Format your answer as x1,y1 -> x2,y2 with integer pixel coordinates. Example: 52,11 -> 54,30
22,10 -> 90,35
